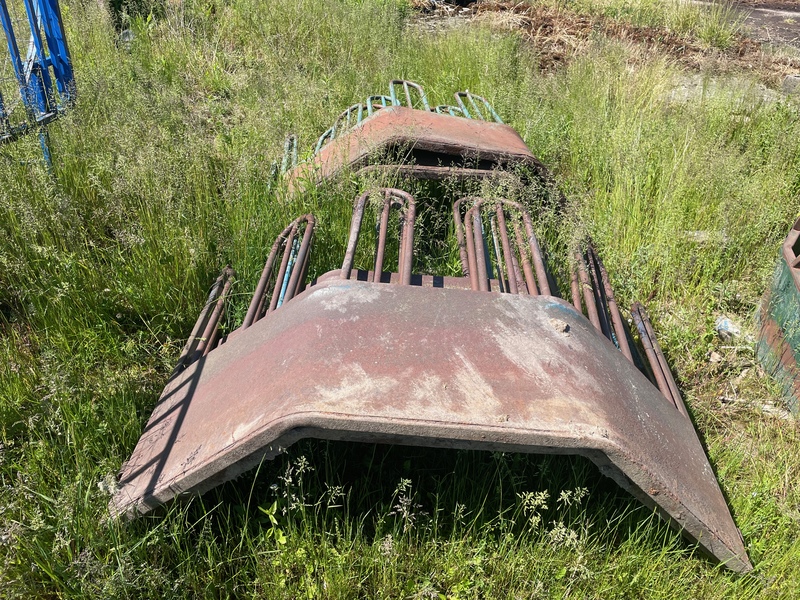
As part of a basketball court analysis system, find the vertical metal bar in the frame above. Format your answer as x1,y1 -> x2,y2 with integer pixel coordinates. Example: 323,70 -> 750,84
585,248 -> 613,340
575,251 -> 602,332
468,94 -> 486,121
314,127 -> 335,154
590,245 -> 633,362
455,92 -> 504,123
470,208 -> 490,292
366,95 -> 392,116
512,220 -> 537,295
454,92 -> 472,119
268,224 -> 297,312
295,235 -> 313,295
276,238 -> 299,308
173,270 -> 227,374
464,208 -> 480,291
38,0 -> 73,100
489,216 -> 506,293
569,263 -> 582,312
631,304 -> 678,412
341,192 -> 369,280
452,198 -> 470,276
495,205 -> 518,295
283,216 -> 315,302
242,233 -> 285,329
343,189 -> 415,284
374,198 -> 391,282
203,320 -> 222,356
631,304 -> 670,399
632,303 -> 690,418
480,218 -> 493,284
403,82 -> 413,110
378,188 -> 416,286
193,272 -> 233,362
459,197 -> 543,295
399,195 -> 415,286
21,0 -> 54,108
389,80 -> 430,110
509,252 -> 525,295
522,214 -> 550,296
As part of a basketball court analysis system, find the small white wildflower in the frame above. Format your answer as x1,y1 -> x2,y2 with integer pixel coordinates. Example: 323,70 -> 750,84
557,487 -> 589,508
390,479 -> 424,532
518,490 -> 549,529
379,534 -> 395,557
97,473 -> 120,496
548,521 -> 579,549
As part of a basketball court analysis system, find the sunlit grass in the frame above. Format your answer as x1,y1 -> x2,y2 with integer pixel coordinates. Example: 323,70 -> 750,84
545,0 -> 743,49
0,0 -> 798,596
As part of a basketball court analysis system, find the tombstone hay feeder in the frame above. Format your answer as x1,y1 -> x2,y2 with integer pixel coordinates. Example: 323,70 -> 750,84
113,81 -> 752,573
757,217 -> 800,414
0,0 -> 74,165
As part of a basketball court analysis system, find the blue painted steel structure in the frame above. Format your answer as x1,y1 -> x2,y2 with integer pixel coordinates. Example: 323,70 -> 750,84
0,0 -> 74,157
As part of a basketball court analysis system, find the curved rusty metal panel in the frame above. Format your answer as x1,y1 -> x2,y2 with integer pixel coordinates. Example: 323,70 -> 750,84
112,277 -> 751,572
285,106 -> 547,190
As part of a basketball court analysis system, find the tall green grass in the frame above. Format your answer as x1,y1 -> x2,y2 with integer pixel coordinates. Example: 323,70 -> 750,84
0,0 -> 798,596
545,0 -> 743,49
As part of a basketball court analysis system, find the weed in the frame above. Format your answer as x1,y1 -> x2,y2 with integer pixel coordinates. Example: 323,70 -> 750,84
0,0 -> 798,597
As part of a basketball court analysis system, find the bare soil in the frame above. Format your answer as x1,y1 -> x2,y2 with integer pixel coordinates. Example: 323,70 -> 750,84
733,0 -> 800,48
414,0 -> 800,86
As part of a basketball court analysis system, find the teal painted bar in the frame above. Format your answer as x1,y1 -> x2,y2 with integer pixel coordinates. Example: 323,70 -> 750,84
756,257 -> 800,413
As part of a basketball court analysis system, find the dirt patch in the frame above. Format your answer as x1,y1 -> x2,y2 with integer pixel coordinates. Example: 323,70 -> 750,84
732,0 -> 800,48
415,0 -> 800,86
734,0 -> 800,9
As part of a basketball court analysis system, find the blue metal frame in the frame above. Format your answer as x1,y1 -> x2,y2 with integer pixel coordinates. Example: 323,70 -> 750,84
0,0 -> 74,153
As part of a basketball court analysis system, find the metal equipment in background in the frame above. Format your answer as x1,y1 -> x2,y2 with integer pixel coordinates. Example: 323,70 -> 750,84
757,217 -> 800,413
113,85 -> 752,573
275,80 -> 515,183
0,0 -> 74,166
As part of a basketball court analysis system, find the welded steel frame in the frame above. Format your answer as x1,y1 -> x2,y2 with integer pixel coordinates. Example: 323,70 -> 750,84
0,0 -> 74,145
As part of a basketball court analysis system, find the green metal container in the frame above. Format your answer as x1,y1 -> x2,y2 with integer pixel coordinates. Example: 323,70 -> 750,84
756,218 -> 800,413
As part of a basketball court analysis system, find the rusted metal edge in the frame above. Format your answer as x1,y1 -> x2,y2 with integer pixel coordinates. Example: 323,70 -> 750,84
630,302 -> 691,419
355,164 -> 508,181
756,217 -> 800,413
284,106 -> 548,191
756,294 -> 800,414
112,278 -> 751,572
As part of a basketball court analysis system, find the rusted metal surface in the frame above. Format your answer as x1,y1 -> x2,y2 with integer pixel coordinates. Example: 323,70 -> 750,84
354,164 -> 505,181
175,267 -> 235,374
309,81 -> 503,160
631,302 -> 690,419
453,197 -> 550,295
341,188 -> 416,285
117,145 -> 748,572
112,278 -> 751,572
572,242 -> 635,363
242,215 -> 316,331
756,217 -> 800,413
285,106 -> 547,191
